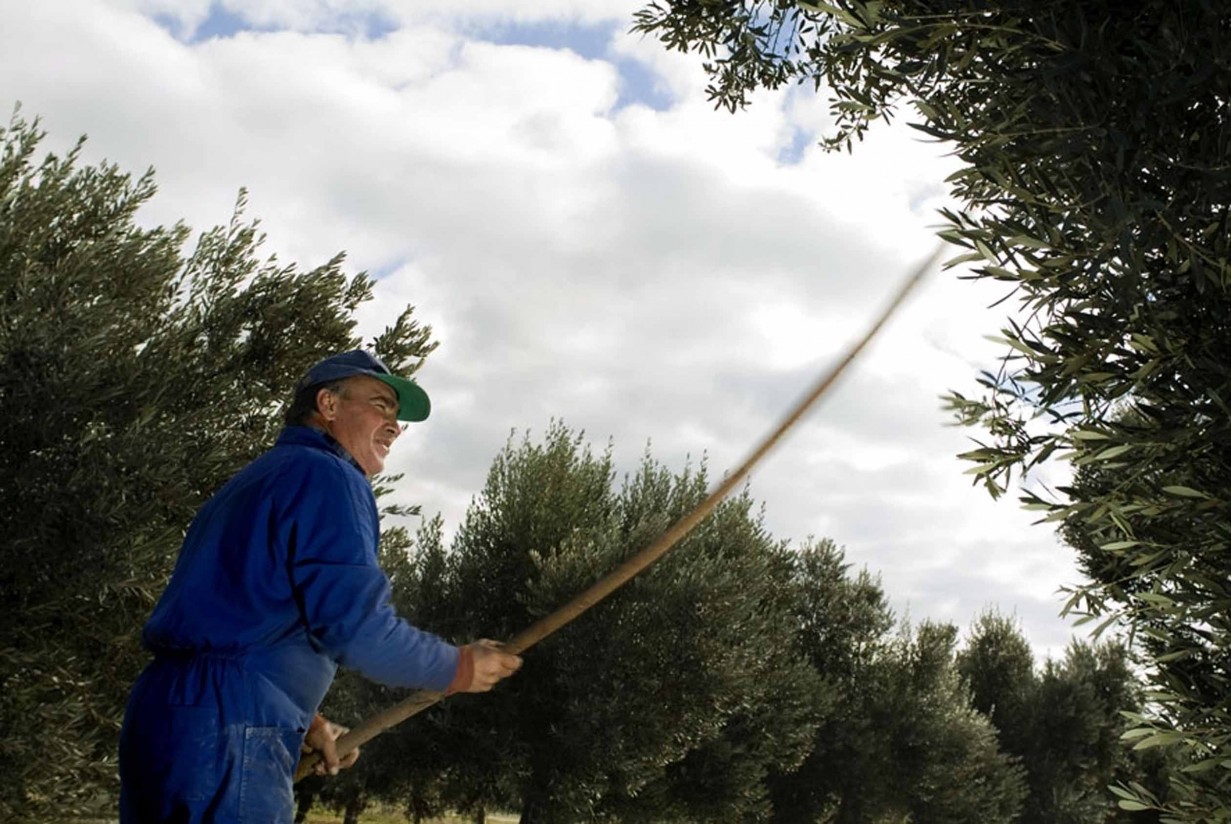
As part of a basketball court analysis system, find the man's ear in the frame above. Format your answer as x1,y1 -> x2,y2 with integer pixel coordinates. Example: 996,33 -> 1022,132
316,387 -> 338,421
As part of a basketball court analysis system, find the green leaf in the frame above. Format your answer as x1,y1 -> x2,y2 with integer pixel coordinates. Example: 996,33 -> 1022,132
1091,444 -> 1134,461
1118,800 -> 1151,811
1161,485 -> 1207,498
1133,731 -> 1186,750
1007,234 -> 1051,251
1121,727 -> 1156,741
1137,592 -> 1176,608
1180,758 -> 1225,774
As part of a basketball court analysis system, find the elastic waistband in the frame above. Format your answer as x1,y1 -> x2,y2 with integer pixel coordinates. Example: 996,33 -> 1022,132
153,649 -> 246,663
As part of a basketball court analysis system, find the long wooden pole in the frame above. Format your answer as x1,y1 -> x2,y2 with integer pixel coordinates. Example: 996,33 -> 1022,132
296,245 -> 942,782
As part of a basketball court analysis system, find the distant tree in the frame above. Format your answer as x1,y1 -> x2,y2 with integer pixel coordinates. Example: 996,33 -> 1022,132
632,2 -> 1231,817
1027,642 -> 1169,824
958,612 -> 1037,760
769,547 -> 1024,824
0,113 -> 436,820
396,423 -> 823,824
766,539 -> 896,823
602,486 -> 824,824
431,424 -> 619,822
874,621 -> 1026,824
959,612 -> 1170,824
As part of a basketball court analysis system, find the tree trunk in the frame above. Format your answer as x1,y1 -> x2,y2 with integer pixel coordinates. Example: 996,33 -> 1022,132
293,786 -> 316,824
521,783 -> 551,824
343,792 -> 367,824
407,790 -> 433,824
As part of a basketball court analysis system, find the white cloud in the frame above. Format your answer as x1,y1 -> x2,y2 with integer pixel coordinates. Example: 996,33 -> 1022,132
0,0 -> 1086,660
383,0 -> 635,27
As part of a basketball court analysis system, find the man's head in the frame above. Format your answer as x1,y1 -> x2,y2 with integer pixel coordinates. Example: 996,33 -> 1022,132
286,350 -> 431,476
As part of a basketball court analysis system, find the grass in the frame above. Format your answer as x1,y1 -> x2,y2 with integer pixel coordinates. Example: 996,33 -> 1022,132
53,807 -> 519,824
303,806 -> 519,824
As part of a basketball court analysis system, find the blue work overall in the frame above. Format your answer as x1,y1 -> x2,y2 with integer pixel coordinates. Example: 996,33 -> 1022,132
119,426 -> 459,823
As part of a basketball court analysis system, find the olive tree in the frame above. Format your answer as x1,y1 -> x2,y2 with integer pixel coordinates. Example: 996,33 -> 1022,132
395,423 -> 824,823
633,2 -> 1231,818
0,113 -> 436,819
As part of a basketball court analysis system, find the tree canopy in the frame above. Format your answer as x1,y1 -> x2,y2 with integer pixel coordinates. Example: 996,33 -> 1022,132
632,1 -> 1231,818
0,113 -> 436,820
309,422 -> 1103,824
401,423 -> 825,823
1,103 -> 1198,822
959,611 -> 1171,824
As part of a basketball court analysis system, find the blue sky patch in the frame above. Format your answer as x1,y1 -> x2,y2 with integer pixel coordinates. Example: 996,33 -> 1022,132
368,258 -> 411,282
614,56 -> 673,113
471,19 -> 673,112
777,126 -> 814,165
188,5 -> 252,42
154,3 -> 397,44
477,19 -> 610,60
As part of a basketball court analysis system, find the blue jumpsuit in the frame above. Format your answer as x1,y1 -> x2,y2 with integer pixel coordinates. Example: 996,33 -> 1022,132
119,426 -> 460,823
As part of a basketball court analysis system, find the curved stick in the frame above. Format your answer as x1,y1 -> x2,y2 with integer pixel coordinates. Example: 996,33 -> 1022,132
296,245 -> 942,782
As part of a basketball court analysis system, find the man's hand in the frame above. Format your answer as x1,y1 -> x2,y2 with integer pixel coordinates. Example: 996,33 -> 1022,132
461,639 -> 522,693
302,715 -> 360,777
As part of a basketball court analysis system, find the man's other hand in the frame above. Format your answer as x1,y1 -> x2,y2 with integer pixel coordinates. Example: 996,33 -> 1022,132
303,715 -> 360,777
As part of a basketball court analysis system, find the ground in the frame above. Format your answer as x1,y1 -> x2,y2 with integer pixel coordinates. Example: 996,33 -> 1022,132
304,808 -> 520,824
58,809 -> 519,824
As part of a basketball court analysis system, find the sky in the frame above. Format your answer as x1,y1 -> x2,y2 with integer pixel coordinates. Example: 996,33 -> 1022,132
0,1 -> 1090,659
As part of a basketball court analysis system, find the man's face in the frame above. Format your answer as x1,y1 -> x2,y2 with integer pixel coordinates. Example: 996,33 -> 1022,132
316,376 -> 403,476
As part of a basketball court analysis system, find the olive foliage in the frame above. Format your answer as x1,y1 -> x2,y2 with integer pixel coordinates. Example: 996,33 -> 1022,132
415,423 -> 826,824
360,424 -> 1030,824
959,612 -> 1171,824
633,2 -> 1231,818
0,113 -> 436,819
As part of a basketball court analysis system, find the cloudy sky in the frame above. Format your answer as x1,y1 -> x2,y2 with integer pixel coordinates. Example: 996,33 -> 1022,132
1,1 -> 1088,658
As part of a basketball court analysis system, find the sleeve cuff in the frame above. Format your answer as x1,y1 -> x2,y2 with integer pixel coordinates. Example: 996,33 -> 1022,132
444,645 -> 474,696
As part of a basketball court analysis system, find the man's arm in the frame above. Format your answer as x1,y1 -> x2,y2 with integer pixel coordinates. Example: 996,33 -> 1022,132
282,459 -> 461,690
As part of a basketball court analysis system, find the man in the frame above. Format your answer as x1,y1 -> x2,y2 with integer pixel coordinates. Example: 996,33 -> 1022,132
119,350 -> 521,823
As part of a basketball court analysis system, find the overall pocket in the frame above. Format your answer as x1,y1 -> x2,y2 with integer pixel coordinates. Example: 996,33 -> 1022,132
238,725 -> 303,823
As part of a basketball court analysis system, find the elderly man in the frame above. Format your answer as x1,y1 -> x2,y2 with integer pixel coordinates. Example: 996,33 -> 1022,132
119,350 -> 521,823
